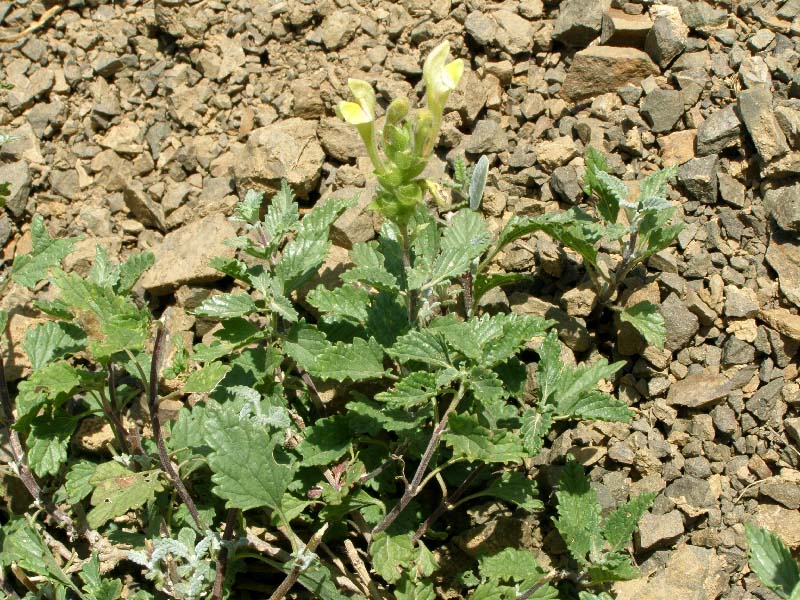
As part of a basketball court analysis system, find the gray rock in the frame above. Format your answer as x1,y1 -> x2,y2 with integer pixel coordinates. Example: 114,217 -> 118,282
766,230 -> 800,308
319,11 -> 358,50
637,510 -> 684,551
509,292 -> 591,352
641,89 -> 684,133
550,166 -> 583,204
764,183 -> 800,233
679,2 -> 727,32
465,11 -> 496,47
124,183 -> 167,232
711,404 -> 738,435
786,417 -> 800,446
562,46 -> 659,102
328,185 -> 376,249
723,285 -> 759,318
738,88 -> 790,164
748,29 -> 775,52
664,475 -> 715,513
154,0 -> 208,47
776,105 -> 800,150
760,478 -> 800,510
140,213 -> 237,295
662,292 -> 700,351
467,119 -> 508,154
233,118 -> 325,199
678,155 -> 718,204
93,52 -> 125,77
645,15 -> 686,68
0,213 -> 11,246
666,372 -> 732,408
317,117 -> 364,163
696,105 -> 741,156
718,172 -> 746,208
553,0 -> 607,47
746,378 -> 787,425
0,161 -> 31,217
49,169 -> 79,200
600,9 -> 652,47
722,336 -> 755,366
493,10 -> 534,55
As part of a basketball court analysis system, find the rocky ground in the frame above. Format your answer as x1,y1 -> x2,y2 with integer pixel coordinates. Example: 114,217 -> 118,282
1,0 -> 800,598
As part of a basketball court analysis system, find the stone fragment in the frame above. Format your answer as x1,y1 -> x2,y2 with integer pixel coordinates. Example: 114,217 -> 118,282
561,46 -> 659,102
718,173 -> 745,208
748,28 -> 775,51
465,10 -> 532,55
776,105 -> 800,150
766,230 -> 800,308
753,505 -> 800,549
636,510 -> 684,551
678,155 -> 718,204
695,105 -> 741,156
614,545 -> 725,600
679,2 -> 727,32
553,0 -> 608,47
139,213 -> 237,294
760,477 -> 800,510
509,293 -> 591,352
317,117 -> 364,163
723,285 -> 759,318
711,404 -> 738,435
640,89 -> 684,133
738,88 -> 790,164
764,183 -> 800,233
535,137 -> 578,171
319,11 -> 358,50
599,9 -> 651,47
658,130 -> 696,166
645,8 -> 688,69
550,166 -> 583,204
739,55 -> 772,90
328,185 -> 376,249
666,372 -> 732,408
124,183 -> 166,231
759,308 -> 800,341
722,336 -> 755,366
154,0 -> 208,47
233,118 -> 324,199
49,169 -> 79,200
92,52 -> 125,77
466,119 -> 508,154
0,161 -> 31,217
560,284 -> 597,317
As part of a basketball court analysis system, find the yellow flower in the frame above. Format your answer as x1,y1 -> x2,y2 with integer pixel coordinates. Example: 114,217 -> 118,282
423,40 -> 464,115
336,78 -> 376,125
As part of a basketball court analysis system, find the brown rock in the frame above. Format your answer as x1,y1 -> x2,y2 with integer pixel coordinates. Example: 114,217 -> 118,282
738,88 -> 790,164
753,504 -> 800,549
658,129 -> 696,166
766,230 -> 800,308
666,372 -> 732,408
759,307 -> 800,341
561,46 -> 659,102
600,9 -> 652,47
509,292 -> 591,352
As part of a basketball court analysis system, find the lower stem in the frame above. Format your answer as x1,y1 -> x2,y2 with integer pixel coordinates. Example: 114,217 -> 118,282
212,509 -> 239,600
400,226 -> 417,326
269,522 -> 330,600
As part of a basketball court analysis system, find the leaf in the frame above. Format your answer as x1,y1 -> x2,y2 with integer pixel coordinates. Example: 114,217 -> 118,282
470,581 -> 516,600
547,351 -> 629,422
389,329 -> 451,368
194,293 -> 257,319
585,552 -> 641,583
0,518 -> 74,589
80,553 -> 124,600
469,155 -> 490,211
445,414 -> 525,464
11,215 -> 78,289
341,241 -> 399,291
89,245 -> 120,288
557,390 -> 632,423
638,166 -> 677,202
473,272 -> 529,307
620,301 -> 666,349
233,189 -> 264,225
479,548 -> 546,582
592,170 -> 628,224
309,337 -> 386,382
263,182 -> 300,242
395,576 -> 436,600
207,418 -> 296,512
116,251 -> 154,294
746,523 -> 800,599
481,313 -> 552,367
553,461 -> 602,565
22,320 -> 86,369
0,310 -> 7,335
307,284 -> 371,324
603,492 -> 656,553
63,460 -> 96,504
480,471 -> 542,512
283,323 -> 332,371
375,371 -> 439,408
520,408 -> 553,455
296,415 -> 351,466
441,209 -> 492,256
27,414 -> 79,477
582,146 -> 610,197
87,463 -> 164,529
370,532 -> 415,584
183,361 -> 232,393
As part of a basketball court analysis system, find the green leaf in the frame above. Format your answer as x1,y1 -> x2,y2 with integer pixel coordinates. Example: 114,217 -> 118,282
520,408 -> 553,455
585,552 -> 641,583
0,310 -> 7,335
194,293 -> 257,319
557,390 -> 632,423
582,146 -> 610,196
480,471 -> 542,512
89,245 -> 120,288
0,518 -> 74,589
473,272 -> 529,307
469,155 -> 489,211
638,166 -> 677,202
553,461 -> 602,565
592,170 -> 627,224
183,361 -> 232,393
341,241 -> 399,291
479,548 -> 546,582
27,414 -> 79,477
207,418 -> 296,512
87,463 -> 164,529
22,320 -> 86,369
307,284 -> 371,324
11,215 -> 78,289
371,532 -> 415,584
389,329 -> 450,368
283,323 -> 331,371
441,208 -> 492,256
233,189 -> 264,225
375,371 -> 439,408
603,492 -> 656,553
445,414 -> 525,464
395,576 -> 436,600
746,523 -> 800,599
296,415 -> 351,466
80,553 -> 124,600
470,581 -> 516,600
63,460 -> 96,504
620,301 -> 666,349
26,360 -> 85,399
309,337 -> 386,382
116,251 -> 154,294
263,182 -> 300,242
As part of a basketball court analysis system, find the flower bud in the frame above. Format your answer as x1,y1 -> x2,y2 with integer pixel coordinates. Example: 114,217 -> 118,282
385,97 -> 410,126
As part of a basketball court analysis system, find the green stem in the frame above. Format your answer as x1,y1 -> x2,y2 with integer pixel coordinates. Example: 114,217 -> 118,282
400,226 -> 418,326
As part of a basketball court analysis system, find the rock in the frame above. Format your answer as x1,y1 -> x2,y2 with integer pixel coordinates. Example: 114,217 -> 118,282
636,510 -> 684,551
124,183 -> 167,232
645,8 -> 688,69
0,213 -> 10,246
753,505 -> 800,549
723,285 -> 759,318
776,105 -> 800,150
49,169 -> 79,200
739,55 -> 772,90
154,0 -> 208,47
759,308 -> 800,341
448,69 -> 488,126
550,166 -> 583,204
614,545 -> 725,600
509,292 -> 591,352
711,404 -> 738,436
766,230 -> 800,308
560,284 -> 597,317
738,88 -> 790,164
641,89 -> 684,133
535,137 -> 578,171
553,0 -> 608,47
760,477 -> 800,510
665,476 -> 717,516
233,118 -> 325,199
139,213 -> 237,295
678,155 -> 718,204
679,2 -> 727,32
662,292 -> 699,351
746,379 -> 787,425
92,52 -> 125,77
599,9 -> 651,47
466,119 -> 508,154
319,11 -> 358,50
465,10 -> 532,55
658,130 -> 696,166
63,237 -> 122,277
718,173 -> 746,208
328,185 -> 376,249
562,46 -> 659,103
0,161 -> 31,217
318,117 -> 365,163
764,183 -> 800,233
786,417 -> 800,446
721,336 -> 755,366
666,372 -> 732,408
695,105 -> 742,156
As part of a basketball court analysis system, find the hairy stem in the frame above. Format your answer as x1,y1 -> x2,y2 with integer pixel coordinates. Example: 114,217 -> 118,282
413,464 -> 483,543
100,365 -> 129,454
269,522 -> 329,600
372,385 -> 465,535
461,270 -> 474,317
400,226 -> 417,326
146,326 -> 205,531
212,509 -> 239,600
